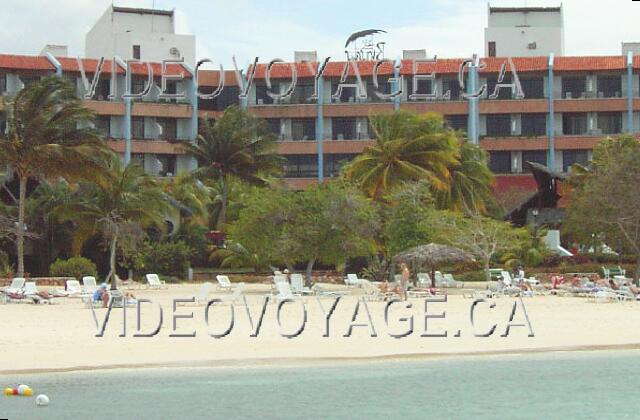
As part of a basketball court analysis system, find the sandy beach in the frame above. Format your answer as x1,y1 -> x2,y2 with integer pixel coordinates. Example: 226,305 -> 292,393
1,283 -> 639,374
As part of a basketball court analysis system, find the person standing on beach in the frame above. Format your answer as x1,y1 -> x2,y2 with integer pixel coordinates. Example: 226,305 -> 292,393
399,262 -> 410,301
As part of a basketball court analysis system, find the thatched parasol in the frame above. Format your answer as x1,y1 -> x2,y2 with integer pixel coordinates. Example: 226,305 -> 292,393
394,243 -> 473,288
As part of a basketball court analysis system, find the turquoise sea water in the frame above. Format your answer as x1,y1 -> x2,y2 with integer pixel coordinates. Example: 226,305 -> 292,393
2,351 -> 639,420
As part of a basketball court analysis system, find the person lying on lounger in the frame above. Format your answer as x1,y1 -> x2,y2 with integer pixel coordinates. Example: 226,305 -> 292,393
93,283 -> 109,308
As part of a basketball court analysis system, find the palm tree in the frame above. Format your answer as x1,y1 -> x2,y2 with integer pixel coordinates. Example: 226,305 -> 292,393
342,111 -> 459,201
162,173 -> 212,226
0,76 -> 110,276
58,156 -> 168,289
434,141 -> 495,213
183,106 -> 283,229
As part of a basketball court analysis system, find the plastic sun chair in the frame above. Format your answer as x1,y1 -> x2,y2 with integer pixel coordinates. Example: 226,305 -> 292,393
443,274 -> 464,288
273,275 -> 288,286
196,282 -> 213,304
345,274 -> 361,287
145,274 -> 166,289
82,276 -> 98,294
4,277 -> 25,294
417,273 -> 431,286
66,280 -> 84,296
275,281 -> 295,301
227,283 -> 245,304
215,275 -> 233,291
434,271 -> 445,287
23,281 -> 38,294
290,273 -> 313,295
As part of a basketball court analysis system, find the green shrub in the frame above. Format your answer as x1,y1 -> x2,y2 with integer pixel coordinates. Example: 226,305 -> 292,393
455,271 -> 486,283
141,240 -> 193,279
49,257 -> 97,280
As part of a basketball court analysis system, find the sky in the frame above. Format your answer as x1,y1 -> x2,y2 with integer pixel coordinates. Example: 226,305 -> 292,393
0,0 -> 638,66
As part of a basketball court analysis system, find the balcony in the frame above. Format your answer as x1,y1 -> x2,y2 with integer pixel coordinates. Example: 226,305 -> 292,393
105,138 -> 188,155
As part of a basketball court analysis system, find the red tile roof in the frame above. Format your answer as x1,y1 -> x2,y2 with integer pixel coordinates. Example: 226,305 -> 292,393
0,53 -> 637,82
0,54 -> 54,71
0,54 -> 191,77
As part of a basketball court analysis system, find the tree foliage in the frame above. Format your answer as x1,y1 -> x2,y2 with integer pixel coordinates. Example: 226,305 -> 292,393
57,156 -> 169,287
229,182 -> 379,283
184,106 -> 283,228
343,112 -> 459,201
0,76 -> 110,276
565,135 -> 640,280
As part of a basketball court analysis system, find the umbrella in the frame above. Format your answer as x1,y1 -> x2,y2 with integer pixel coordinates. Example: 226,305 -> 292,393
393,243 -> 473,288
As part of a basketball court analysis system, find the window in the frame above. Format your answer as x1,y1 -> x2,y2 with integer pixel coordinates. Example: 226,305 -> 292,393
332,118 -> 357,140
290,82 -> 315,104
332,79 -> 359,103
19,76 -> 40,88
96,79 -> 110,101
157,118 -> 177,141
562,150 -> 589,172
291,118 -> 315,141
324,154 -> 357,177
522,150 -> 547,167
488,42 -> 496,58
597,112 -> 622,134
255,84 -> 274,105
562,76 -> 586,99
198,85 -> 240,111
521,114 -> 547,137
0,74 -> 5,94
486,76 -> 512,100
284,155 -> 317,178
562,113 -> 588,135
95,116 -> 110,137
156,154 -> 177,177
488,151 -> 511,173
597,76 -> 621,98
367,77 -> 392,102
520,78 -> 544,99
132,117 -> 145,139
442,79 -> 461,100
131,78 -> 146,100
486,114 -> 512,137
132,45 -> 141,60
408,78 -> 432,97
264,118 -> 281,138
445,115 -> 467,132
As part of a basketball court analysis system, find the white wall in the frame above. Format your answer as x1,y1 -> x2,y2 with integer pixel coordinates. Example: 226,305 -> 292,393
485,27 -> 564,57
485,9 -> 564,57
85,7 -> 195,66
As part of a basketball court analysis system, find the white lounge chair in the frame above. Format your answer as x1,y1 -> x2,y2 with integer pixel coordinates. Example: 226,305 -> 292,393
345,273 -> 362,287
443,274 -> 464,288
66,279 -> 84,296
290,273 -> 313,295
227,282 -> 245,304
273,275 -> 287,286
3,277 -> 25,294
146,274 -> 166,289
24,281 -> 38,296
216,275 -> 233,291
82,276 -> 98,294
275,281 -> 295,301
196,282 -> 213,304
417,273 -> 431,287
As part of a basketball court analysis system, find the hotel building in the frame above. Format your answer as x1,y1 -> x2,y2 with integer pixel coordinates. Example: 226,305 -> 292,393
0,52 -> 639,199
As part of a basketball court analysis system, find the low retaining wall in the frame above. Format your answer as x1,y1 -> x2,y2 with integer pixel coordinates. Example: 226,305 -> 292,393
0,277 -> 75,287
